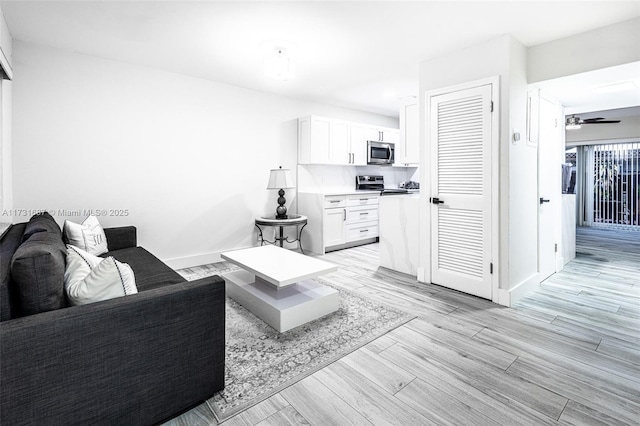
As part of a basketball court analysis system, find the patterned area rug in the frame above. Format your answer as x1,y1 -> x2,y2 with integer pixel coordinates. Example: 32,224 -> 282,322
180,264 -> 414,422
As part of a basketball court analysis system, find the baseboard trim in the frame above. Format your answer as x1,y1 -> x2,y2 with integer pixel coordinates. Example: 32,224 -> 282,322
504,274 -> 540,307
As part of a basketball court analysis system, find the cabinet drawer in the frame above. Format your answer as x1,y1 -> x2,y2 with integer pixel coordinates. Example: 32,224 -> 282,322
346,206 -> 378,224
346,223 -> 378,242
346,195 -> 379,207
324,196 -> 346,208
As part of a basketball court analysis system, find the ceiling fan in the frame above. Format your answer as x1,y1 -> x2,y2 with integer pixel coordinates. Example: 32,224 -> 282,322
565,115 -> 621,130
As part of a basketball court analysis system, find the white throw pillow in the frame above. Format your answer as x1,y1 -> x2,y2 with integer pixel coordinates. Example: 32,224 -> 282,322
63,215 -> 108,255
64,245 -> 137,306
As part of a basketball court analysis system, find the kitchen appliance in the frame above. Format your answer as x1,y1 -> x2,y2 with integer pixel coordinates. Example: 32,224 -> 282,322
356,175 -> 412,195
399,180 -> 420,190
367,141 -> 395,165
356,175 -> 384,191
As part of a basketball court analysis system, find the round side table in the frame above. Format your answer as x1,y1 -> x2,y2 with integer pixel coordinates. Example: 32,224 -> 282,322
255,214 -> 308,254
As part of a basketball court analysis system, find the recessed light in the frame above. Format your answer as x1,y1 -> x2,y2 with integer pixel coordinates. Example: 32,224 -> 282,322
593,81 -> 637,94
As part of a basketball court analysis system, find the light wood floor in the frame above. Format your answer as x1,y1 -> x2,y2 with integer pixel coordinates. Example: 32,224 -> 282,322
167,226 -> 640,426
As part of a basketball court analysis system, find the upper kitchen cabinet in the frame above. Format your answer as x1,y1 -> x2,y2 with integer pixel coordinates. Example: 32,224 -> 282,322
378,127 -> 399,144
395,99 -> 419,166
298,116 -> 352,165
349,124 -> 378,165
330,119 -> 351,165
298,115 -> 400,166
298,116 -> 331,164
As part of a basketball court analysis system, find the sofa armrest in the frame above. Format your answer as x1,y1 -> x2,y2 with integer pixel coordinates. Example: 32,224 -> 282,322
0,275 -> 225,426
103,226 -> 137,250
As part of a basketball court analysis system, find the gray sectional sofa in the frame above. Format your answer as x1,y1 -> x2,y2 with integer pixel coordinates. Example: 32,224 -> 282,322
0,213 -> 225,425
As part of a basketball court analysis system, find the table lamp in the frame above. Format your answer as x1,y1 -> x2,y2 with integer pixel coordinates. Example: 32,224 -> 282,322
267,166 -> 295,219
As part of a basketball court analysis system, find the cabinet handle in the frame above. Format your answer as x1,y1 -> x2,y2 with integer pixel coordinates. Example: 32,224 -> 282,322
360,229 -> 369,233
360,198 -> 368,201
343,209 -> 346,221
359,212 -> 369,215
329,200 -> 340,203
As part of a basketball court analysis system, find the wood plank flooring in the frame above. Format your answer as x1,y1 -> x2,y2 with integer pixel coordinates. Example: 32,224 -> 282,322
166,226 -> 640,426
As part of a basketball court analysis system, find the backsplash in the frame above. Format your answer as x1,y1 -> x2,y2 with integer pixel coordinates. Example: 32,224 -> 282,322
297,164 -> 419,193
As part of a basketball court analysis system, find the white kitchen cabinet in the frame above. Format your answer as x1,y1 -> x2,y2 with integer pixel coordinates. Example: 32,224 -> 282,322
298,192 -> 380,254
298,115 -> 399,166
330,119 -> 351,165
380,128 -> 399,144
298,116 -> 330,164
395,99 -> 419,167
298,116 -> 358,165
349,124 -> 378,165
323,207 -> 346,247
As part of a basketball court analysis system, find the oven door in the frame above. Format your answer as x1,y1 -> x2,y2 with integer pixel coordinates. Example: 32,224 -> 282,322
367,142 -> 394,165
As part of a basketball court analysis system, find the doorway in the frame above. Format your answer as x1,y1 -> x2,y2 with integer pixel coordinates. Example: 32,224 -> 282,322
576,141 -> 640,230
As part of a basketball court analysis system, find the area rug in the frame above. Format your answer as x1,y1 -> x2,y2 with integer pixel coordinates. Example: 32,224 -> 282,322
185,267 -> 414,422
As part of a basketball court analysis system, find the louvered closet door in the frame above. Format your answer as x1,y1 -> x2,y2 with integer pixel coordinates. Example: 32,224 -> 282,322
430,84 -> 492,299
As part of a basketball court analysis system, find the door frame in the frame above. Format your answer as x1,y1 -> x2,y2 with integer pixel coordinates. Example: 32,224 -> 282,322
419,76 -> 500,303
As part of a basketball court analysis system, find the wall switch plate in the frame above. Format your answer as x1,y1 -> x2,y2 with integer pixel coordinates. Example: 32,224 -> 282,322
512,130 -> 521,143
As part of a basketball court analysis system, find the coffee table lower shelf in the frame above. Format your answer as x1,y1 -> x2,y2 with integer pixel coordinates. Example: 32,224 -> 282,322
224,270 -> 339,332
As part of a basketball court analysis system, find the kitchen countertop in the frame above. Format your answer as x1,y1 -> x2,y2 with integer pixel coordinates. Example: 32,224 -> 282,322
298,189 -> 419,196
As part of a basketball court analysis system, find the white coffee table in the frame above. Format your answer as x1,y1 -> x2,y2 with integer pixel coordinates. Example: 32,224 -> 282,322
221,245 -> 339,332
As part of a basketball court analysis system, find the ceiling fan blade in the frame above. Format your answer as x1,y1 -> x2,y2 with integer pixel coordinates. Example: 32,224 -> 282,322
582,117 -> 606,122
584,120 -> 621,124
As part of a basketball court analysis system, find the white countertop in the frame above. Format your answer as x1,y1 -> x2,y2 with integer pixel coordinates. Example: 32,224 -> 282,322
299,189 -> 419,196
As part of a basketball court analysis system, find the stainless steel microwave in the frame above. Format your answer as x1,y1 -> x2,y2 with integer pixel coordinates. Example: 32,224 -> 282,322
367,141 -> 395,165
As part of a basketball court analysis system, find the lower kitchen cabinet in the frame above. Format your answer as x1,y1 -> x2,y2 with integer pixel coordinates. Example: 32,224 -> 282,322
298,192 -> 380,254
324,207 -> 347,247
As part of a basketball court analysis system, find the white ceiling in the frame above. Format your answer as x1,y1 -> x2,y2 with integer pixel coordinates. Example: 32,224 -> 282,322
2,1 -> 639,117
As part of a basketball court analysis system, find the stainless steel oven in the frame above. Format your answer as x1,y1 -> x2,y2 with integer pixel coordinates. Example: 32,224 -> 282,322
367,141 -> 395,165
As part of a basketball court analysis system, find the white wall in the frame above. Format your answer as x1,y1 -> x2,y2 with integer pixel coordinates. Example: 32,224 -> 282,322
507,37 -> 540,301
12,41 -> 396,267
528,17 -> 640,83
419,35 -> 535,305
0,4 -> 11,222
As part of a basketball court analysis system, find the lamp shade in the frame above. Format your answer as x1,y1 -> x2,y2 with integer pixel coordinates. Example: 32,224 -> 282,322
267,168 -> 295,189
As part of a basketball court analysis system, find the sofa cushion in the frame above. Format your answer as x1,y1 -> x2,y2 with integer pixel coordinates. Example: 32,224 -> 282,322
10,230 -> 67,317
104,247 -> 185,292
63,215 -> 108,256
22,212 -> 61,242
65,245 -> 137,306
0,223 -> 27,321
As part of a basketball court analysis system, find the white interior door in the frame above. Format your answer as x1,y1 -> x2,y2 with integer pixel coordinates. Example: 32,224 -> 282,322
430,83 -> 493,299
538,95 -> 563,280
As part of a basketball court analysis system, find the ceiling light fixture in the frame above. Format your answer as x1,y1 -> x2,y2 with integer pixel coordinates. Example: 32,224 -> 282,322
264,47 -> 295,81
593,81 -> 638,94
565,115 -> 582,130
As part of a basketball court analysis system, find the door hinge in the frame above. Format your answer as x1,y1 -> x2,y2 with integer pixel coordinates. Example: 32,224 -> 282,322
490,101 -> 494,112
554,243 -> 558,253
490,263 -> 493,274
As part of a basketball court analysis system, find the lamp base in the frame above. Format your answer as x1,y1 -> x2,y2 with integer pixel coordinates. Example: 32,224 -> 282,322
276,189 -> 288,219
